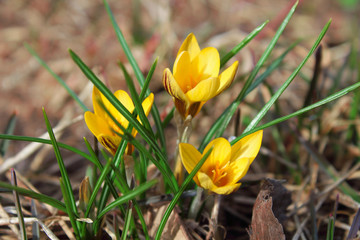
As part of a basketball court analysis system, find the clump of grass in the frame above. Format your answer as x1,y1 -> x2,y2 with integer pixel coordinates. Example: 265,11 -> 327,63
1,0 -> 360,239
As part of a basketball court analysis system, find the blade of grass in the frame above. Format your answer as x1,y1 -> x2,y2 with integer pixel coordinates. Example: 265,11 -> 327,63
42,109 -> 80,233
220,20 -> 268,68
94,179 -> 158,228
59,178 -> 81,239
97,99 -> 178,192
243,20 -> 331,134
199,2 -> 298,151
103,0 -> 166,153
69,50 -> 169,172
0,181 -> 66,212
118,62 -> 153,133
0,134 -> 92,162
11,169 -> 27,240
154,147 -> 213,240
232,79 -> 360,144
121,202 -> 133,240
31,200 -> 40,240
0,112 -> 17,157
25,43 -> 88,112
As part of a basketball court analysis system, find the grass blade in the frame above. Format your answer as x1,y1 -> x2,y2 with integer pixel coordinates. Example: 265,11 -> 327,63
24,43 -> 89,112
155,147 -> 213,240
0,134 -> 92,163
42,109 -> 80,233
0,181 -> 66,212
0,112 -> 17,157
220,20 -> 268,68
11,169 -> 27,240
243,19 -> 331,133
121,202 -> 133,240
59,178 -> 81,239
103,0 -> 166,152
95,179 -> 158,225
232,79 -> 360,144
31,200 -> 40,240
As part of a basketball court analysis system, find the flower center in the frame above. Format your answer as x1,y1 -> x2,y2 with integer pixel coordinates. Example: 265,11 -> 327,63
208,161 -> 229,187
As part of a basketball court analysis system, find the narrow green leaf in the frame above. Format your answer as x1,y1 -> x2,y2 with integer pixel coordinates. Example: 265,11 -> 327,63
232,79 -> 360,144
25,43 -> 88,112
11,169 -> 27,240
154,147 -> 213,240
199,2 -> 298,151
103,0 -> 166,152
0,181 -> 66,212
42,109 -> 79,230
220,20 -> 268,68
121,202 -> 133,240
243,19 -> 331,133
0,134 -> 92,163
69,50 -> 167,170
118,62 -> 153,133
59,178 -> 81,239
95,179 -> 158,222
0,112 -> 17,157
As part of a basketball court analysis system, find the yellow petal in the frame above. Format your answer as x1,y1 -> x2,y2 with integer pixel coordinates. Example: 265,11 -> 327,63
92,87 -> 106,118
179,143 -> 202,185
84,111 -> 113,137
98,134 -> 121,156
177,33 -> 200,61
226,158 -> 251,184
192,47 -> 220,78
197,171 -> 215,190
210,182 -> 241,195
141,93 -> 154,116
173,51 -> 193,93
231,130 -> 263,164
202,138 -> 231,173
186,77 -> 220,102
163,68 -> 189,103
215,61 -> 239,96
198,171 -> 241,195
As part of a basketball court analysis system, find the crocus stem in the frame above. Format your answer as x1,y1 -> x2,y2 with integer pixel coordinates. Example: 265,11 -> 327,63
174,111 -> 192,185
208,194 -> 221,240
188,187 -> 204,219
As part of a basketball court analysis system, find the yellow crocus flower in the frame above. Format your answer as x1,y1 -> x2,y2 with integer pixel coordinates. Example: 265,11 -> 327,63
84,87 -> 154,155
179,130 -> 263,195
163,33 -> 239,119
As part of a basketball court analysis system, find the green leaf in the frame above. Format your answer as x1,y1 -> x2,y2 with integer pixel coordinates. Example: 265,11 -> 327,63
42,109 -> 80,233
0,113 -> 17,157
0,181 -> 66,212
243,19 -> 332,134
25,43 -> 88,112
95,179 -> 158,223
155,147 -> 213,240
220,20 -> 268,68
232,79 -> 360,144
11,170 -> 27,240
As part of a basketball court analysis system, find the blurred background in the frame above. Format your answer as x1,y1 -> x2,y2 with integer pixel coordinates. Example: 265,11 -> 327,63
1,0 -> 360,238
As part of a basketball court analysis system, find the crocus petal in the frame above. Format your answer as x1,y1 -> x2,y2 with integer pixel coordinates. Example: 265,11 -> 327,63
179,143 -> 202,185
98,134 -> 121,156
186,77 -> 220,102
202,138 -> 231,173
226,158 -> 251,184
192,47 -> 220,78
92,87 -> 106,118
215,61 -> 239,96
84,111 -> 113,137
177,33 -> 200,61
163,68 -> 189,103
231,130 -> 263,164
197,172 -> 215,190
173,51 -> 193,93
210,182 -> 241,195
141,93 -> 154,116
